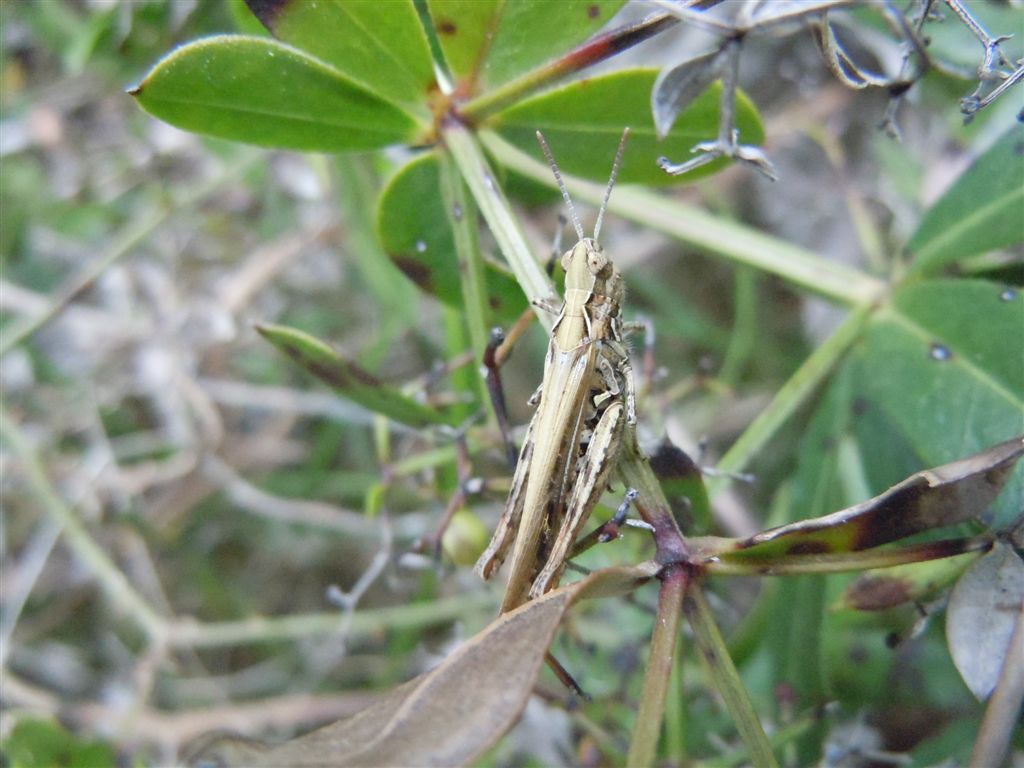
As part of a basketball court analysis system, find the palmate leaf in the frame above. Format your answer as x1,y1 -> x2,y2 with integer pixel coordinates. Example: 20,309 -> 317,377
850,279 -> 1024,528
427,0 -> 625,94
130,36 -> 424,152
242,0 -> 436,116
489,70 -> 764,185
908,125 -> 1024,274
256,323 -> 458,429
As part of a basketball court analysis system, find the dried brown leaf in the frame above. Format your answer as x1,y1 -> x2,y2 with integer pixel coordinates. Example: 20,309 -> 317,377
698,435 -> 1023,561
247,563 -> 656,768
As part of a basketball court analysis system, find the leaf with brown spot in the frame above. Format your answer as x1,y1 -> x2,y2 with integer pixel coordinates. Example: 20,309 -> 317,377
376,152 -> 526,321
834,550 -> 982,611
256,323 -> 458,428
426,0 -> 626,94
247,563 -> 656,767
693,436 -> 1023,563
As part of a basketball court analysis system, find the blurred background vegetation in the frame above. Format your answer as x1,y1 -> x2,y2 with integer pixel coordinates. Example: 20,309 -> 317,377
1,1 -> 1021,766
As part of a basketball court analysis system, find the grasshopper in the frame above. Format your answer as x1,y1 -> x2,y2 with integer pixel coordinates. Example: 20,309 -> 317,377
475,130 -> 636,614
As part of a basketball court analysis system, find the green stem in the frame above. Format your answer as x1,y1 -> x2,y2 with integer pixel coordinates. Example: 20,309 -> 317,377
481,132 -> 887,307
165,592 -> 494,649
0,151 -> 261,357
334,154 -> 417,365
627,564 -> 688,768
0,403 -> 166,641
719,266 -> 758,386
684,583 -> 779,768
665,636 -> 687,763
438,151 -> 491,410
442,121 -> 555,330
710,302 -> 875,493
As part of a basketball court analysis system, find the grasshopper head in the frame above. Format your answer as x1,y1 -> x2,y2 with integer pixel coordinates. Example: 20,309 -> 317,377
562,238 -> 612,292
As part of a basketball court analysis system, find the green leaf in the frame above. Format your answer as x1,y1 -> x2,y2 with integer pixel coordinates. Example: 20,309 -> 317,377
647,437 -> 712,534
131,36 -> 423,152
243,0 -> 435,115
256,323 -> 458,428
376,151 -> 527,321
489,70 -> 764,185
427,0 -> 625,93
850,279 -> 1024,527
2,718 -> 116,768
228,0 -> 269,36
908,125 -> 1024,273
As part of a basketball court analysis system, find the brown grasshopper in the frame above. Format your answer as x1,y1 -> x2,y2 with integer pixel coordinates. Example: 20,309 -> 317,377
475,130 -> 636,613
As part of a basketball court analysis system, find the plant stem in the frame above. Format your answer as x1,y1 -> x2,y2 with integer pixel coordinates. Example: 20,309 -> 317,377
0,403 -> 166,642
439,151 -> 491,409
718,267 -> 758,386
459,13 -> 678,123
971,599 -> 1024,768
482,132 -> 887,307
685,584 -> 779,768
443,121 -> 555,329
164,592 -> 495,649
710,302 -> 875,493
0,151 -> 261,357
627,564 -> 688,768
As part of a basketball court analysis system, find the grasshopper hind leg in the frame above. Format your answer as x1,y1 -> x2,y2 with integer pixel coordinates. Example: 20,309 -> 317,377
529,399 -> 625,599
474,421 -> 535,580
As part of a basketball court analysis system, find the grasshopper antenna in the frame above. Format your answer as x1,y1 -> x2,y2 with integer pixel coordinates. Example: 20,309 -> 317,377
536,131 -> 585,243
593,127 -> 630,242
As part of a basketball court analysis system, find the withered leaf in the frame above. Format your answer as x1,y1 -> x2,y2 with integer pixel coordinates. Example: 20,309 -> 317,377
694,435 -> 1023,562
652,47 -> 727,139
248,564 -> 656,768
835,550 -> 981,611
811,15 -> 892,91
946,542 -> 1024,701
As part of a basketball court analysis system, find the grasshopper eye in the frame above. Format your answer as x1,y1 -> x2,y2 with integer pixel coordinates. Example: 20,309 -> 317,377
587,243 -> 611,276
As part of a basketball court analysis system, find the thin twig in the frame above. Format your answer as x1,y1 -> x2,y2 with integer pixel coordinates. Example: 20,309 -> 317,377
0,152 -> 260,357
970,599 -> 1024,767
0,519 -> 62,667
0,404 -> 167,641
201,453 -> 374,535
